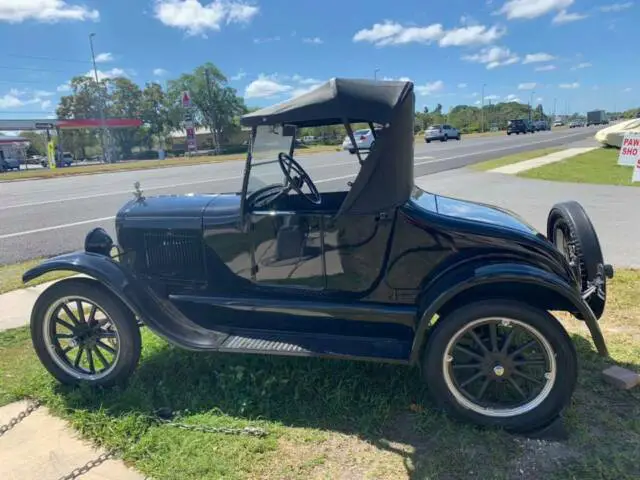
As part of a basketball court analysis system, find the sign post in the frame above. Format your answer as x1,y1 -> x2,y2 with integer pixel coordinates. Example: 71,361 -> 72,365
181,91 -> 197,155
618,132 -> 640,166
633,158 -> 640,183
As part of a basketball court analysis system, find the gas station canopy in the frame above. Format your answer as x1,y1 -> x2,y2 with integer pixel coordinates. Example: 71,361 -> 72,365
0,118 -> 142,131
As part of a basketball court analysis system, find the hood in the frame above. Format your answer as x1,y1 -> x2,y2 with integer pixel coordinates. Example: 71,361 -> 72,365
117,194 -> 220,230
409,188 -> 538,235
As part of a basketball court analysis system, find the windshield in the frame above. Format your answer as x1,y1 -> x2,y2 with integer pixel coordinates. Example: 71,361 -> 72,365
246,125 -> 295,193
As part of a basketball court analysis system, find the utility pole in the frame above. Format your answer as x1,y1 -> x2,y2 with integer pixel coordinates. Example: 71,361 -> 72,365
204,68 -> 220,154
374,68 -> 380,80
553,98 -> 557,120
481,83 -> 486,132
89,33 -> 109,163
529,90 -> 535,121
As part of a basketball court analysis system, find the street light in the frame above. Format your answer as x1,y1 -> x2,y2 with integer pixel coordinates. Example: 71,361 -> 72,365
374,68 -> 380,80
529,90 -> 535,121
481,83 -> 486,133
89,33 -> 108,163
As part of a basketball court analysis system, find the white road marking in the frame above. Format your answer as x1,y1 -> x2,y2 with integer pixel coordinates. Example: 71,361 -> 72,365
0,216 -> 116,240
0,159 -> 357,211
414,130 -> 591,166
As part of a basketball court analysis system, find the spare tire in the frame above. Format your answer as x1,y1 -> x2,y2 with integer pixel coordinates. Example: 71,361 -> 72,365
547,201 -> 606,318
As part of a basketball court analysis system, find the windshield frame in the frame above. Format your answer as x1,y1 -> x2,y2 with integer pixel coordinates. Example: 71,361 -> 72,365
240,124 -> 296,217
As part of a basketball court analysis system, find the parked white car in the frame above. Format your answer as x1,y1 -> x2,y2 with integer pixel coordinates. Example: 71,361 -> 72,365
342,128 -> 376,154
425,124 -> 460,143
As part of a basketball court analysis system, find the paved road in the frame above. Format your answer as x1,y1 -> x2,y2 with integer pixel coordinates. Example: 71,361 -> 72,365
0,127 -> 598,264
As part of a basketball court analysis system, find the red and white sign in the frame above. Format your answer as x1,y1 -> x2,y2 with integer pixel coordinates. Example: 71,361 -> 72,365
618,132 -> 640,166
633,158 -> 640,182
186,127 -> 195,139
182,91 -> 192,109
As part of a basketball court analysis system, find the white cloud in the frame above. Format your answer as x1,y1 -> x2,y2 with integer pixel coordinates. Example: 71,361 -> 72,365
57,82 -> 72,92
85,67 -> 126,81
623,87 -> 632,92
153,68 -> 168,76
34,90 -> 55,97
518,82 -> 537,90
40,99 -> 53,110
0,0 -> 99,23
415,80 -> 444,96
522,52 -> 555,64
154,0 -> 259,36
535,64 -> 557,71
505,94 -> 522,102
292,74 -> 322,85
244,75 -> 292,98
536,97 -> 543,102
571,62 -> 591,70
499,0 -> 574,20
559,82 -> 580,89
458,83 -> 468,88
438,24 -> 506,46
353,20 -> 504,47
552,10 -> 588,24
230,70 -> 246,81
474,99 -> 481,105
485,94 -> 500,100
0,94 -> 23,109
95,52 -> 113,63
462,46 -> 519,69
253,36 -> 280,44
302,37 -> 323,44
600,2 -> 634,13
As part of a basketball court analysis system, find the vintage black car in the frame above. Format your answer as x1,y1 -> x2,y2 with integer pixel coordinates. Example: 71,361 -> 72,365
25,79 -> 613,433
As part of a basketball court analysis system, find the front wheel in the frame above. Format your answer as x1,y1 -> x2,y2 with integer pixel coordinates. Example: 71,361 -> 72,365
31,278 -> 141,387
422,300 -> 577,433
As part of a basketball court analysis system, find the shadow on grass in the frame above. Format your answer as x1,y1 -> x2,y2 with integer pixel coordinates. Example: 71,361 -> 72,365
45,330 -> 639,479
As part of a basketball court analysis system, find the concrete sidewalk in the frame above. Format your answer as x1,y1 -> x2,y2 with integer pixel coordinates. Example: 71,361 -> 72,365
416,168 -> 639,268
0,280 -> 57,332
490,147 -> 596,174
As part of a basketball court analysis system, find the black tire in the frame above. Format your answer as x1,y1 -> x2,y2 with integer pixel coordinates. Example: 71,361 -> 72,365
547,201 -> 606,318
507,132 -> 512,136
423,300 -> 577,433
426,139 -> 431,143
441,135 -> 448,142
349,149 -> 356,154
456,135 -> 461,140
31,277 -> 141,387
369,141 -> 376,151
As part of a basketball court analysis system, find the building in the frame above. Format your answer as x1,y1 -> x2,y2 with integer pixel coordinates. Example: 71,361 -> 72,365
0,135 -> 29,162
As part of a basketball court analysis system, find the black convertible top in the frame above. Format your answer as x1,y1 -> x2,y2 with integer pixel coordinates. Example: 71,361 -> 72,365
241,78 -> 412,128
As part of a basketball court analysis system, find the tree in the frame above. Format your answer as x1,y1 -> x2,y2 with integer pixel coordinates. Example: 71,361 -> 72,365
168,62 -> 247,152
140,82 -> 182,149
19,131 -> 47,155
107,77 -> 143,156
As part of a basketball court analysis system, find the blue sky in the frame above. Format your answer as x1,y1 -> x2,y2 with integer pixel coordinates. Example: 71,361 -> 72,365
0,0 -> 637,121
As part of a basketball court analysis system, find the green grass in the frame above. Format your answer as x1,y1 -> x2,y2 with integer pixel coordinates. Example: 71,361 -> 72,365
0,145 -> 340,182
472,147 -> 563,171
520,147 -> 638,186
1,271 -> 639,479
0,258 -> 73,294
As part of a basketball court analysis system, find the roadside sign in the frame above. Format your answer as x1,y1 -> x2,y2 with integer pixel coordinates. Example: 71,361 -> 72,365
182,91 -> 191,109
618,132 -> 640,166
186,127 -> 195,139
35,122 -> 54,130
633,158 -> 640,182
187,138 -> 197,151
47,141 -> 56,169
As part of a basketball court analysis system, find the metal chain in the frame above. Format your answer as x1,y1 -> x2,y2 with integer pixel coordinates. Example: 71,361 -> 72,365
161,420 -> 268,437
0,399 -> 41,438
57,451 -> 116,480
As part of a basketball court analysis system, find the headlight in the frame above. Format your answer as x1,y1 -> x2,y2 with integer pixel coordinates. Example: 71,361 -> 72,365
84,227 -> 114,256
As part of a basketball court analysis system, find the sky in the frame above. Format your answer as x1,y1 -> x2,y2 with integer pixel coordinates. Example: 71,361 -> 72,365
0,0 -> 637,121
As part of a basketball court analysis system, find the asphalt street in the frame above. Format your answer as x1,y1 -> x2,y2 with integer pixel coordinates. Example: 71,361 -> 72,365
0,127 -> 598,265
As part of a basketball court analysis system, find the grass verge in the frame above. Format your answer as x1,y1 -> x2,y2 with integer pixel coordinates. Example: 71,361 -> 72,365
472,147 -> 563,171
0,258 -> 73,294
1,270 -> 638,479
520,147 -> 638,186
0,145 -> 340,182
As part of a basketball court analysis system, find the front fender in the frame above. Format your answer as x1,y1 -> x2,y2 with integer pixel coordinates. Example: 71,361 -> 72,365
411,261 -> 608,363
23,252 -> 227,350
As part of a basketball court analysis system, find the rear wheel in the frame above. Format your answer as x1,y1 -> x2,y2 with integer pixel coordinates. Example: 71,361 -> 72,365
31,278 -> 141,387
426,139 -> 431,143
423,300 -> 577,432
441,135 -> 448,142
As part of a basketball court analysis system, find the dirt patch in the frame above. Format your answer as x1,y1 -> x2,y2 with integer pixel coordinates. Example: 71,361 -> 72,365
509,438 -> 577,479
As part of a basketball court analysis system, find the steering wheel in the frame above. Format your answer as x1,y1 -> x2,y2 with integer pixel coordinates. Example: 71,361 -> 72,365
278,152 -> 321,205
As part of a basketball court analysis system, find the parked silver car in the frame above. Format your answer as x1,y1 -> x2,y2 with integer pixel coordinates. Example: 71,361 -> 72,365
425,124 -> 460,143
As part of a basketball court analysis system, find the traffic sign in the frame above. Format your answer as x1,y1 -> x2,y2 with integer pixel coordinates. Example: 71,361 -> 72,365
35,122 -> 54,130
182,91 -> 191,108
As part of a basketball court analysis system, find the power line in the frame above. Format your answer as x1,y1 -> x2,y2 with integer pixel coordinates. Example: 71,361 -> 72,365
0,65 -> 70,73
5,53 -> 91,64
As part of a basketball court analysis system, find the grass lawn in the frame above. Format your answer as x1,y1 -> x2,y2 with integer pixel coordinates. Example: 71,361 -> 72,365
0,258 -> 73,294
0,145 -> 340,182
472,147 -> 563,172
1,272 -> 638,479
520,147 -> 638,186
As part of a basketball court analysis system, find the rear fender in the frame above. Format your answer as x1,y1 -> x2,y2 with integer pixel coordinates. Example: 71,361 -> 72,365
23,252 -> 227,350
411,261 -> 608,363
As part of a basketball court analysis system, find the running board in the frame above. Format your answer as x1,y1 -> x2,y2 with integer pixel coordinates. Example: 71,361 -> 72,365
218,329 -> 412,364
